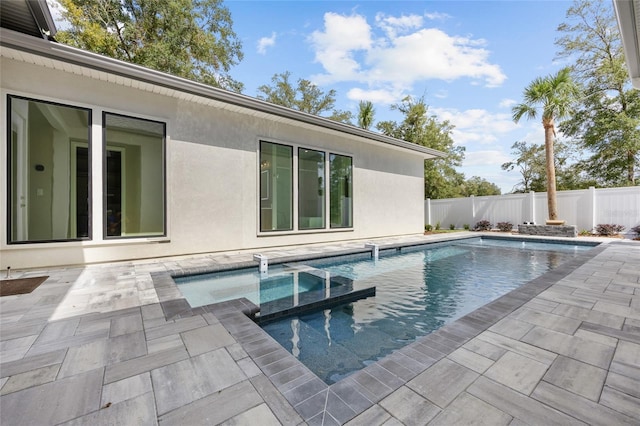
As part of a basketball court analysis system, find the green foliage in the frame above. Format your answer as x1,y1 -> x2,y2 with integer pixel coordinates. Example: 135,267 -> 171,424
449,224 -> 455,230
435,221 -> 441,231
496,222 -> 513,232
56,0 -> 244,92
473,220 -> 492,231
425,224 -> 433,232
463,224 -> 470,231
257,72 -> 352,123
556,0 -> 640,186
595,224 -> 625,236
502,141 -> 592,192
460,176 -> 501,196
357,101 -> 375,130
376,96 -> 466,199
579,229 -> 592,236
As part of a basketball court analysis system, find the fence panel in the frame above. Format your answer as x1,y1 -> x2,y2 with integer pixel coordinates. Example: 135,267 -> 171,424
426,186 -> 640,233
595,187 -> 640,231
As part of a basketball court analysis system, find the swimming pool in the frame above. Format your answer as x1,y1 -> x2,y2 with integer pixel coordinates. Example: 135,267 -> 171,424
175,237 -> 595,384
261,238 -> 594,384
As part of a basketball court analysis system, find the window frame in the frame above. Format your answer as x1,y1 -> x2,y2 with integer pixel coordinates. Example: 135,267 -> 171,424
259,140 -> 294,232
102,111 -> 167,240
297,147 -> 326,230
6,94 -> 93,244
257,139 -> 353,236
329,153 -> 353,229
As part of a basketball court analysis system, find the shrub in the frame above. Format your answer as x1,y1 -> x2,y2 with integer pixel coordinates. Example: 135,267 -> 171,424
449,224 -> 455,230
496,221 -> 513,232
435,222 -> 441,230
463,224 -> 470,231
425,224 -> 433,232
595,224 -> 625,236
473,220 -> 492,231
579,229 -> 592,236
631,225 -> 640,237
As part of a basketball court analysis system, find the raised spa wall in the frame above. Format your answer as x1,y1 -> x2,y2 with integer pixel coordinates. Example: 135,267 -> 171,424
518,224 -> 578,238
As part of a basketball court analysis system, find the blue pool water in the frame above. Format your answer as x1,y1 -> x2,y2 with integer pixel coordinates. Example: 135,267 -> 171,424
260,238 -> 593,384
176,265 -> 338,307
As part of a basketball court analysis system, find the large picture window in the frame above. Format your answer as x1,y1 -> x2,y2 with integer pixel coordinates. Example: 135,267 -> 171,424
260,141 -> 293,231
7,96 -> 91,243
298,148 -> 325,230
330,154 -> 353,228
104,113 -> 165,238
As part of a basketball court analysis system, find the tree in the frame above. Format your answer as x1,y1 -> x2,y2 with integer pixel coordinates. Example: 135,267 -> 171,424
357,101 -> 375,130
556,0 -> 640,186
461,177 -> 501,197
257,72 -> 352,123
502,141 -> 546,192
501,140 -> 589,193
512,68 -> 580,220
56,0 -> 244,92
377,96 -> 466,199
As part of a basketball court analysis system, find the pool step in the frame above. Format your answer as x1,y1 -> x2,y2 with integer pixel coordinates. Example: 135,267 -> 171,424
255,272 -> 376,324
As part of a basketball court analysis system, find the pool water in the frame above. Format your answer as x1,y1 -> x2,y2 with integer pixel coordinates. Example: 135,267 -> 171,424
176,266 -> 338,307
261,238 -> 593,384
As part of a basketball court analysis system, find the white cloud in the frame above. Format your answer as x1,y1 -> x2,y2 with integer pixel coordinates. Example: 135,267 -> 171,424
375,13 -> 423,38
462,150 -> 511,167
431,107 -> 518,146
499,98 -> 517,109
424,12 -> 451,21
346,87 -> 400,104
308,12 -> 506,92
309,13 -> 372,82
257,32 -> 277,55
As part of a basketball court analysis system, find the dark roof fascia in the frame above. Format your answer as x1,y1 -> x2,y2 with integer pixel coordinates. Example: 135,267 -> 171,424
26,0 -> 58,39
0,28 -> 445,159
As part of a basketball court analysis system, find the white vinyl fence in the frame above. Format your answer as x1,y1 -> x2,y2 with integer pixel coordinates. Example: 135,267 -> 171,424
425,186 -> 640,235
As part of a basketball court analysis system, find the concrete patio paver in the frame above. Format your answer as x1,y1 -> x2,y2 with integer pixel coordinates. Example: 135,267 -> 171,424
0,233 -> 638,425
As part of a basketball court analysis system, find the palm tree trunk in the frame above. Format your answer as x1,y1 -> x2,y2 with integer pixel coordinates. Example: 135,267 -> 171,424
544,122 -> 558,220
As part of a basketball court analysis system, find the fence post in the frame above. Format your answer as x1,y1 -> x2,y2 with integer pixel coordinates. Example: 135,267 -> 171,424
470,195 -> 476,225
529,191 -> 536,224
589,186 -> 596,231
425,198 -> 431,226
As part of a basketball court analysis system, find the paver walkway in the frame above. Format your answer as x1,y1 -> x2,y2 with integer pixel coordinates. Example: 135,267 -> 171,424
0,233 -> 638,425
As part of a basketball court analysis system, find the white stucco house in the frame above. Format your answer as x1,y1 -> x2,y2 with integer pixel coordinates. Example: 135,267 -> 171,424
614,0 -> 640,88
0,0 -> 443,269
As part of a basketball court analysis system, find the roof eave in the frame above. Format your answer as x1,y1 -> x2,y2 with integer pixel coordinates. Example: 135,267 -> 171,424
0,28 -> 445,159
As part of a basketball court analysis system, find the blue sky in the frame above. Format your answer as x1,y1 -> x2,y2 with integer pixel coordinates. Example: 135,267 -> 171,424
225,0 -> 576,193
49,0 -> 579,193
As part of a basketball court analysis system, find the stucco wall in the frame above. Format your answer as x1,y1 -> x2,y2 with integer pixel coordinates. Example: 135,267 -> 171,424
1,56 -> 426,269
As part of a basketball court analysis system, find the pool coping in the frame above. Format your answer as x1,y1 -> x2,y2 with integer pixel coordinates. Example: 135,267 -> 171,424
151,235 -> 606,424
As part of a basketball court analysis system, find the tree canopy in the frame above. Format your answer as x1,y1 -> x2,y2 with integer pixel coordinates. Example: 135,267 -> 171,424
56,0 -> 244,92
555,0 -> 640,186
256,72 -> 353,123
377,96 -> 467,199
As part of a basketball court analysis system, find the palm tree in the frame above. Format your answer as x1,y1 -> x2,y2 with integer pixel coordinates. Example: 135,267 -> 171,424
357,100 -> 375,130
512,67 -> 579,221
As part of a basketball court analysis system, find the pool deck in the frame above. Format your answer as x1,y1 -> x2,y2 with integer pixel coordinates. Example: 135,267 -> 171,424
1,232 -> 639,425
